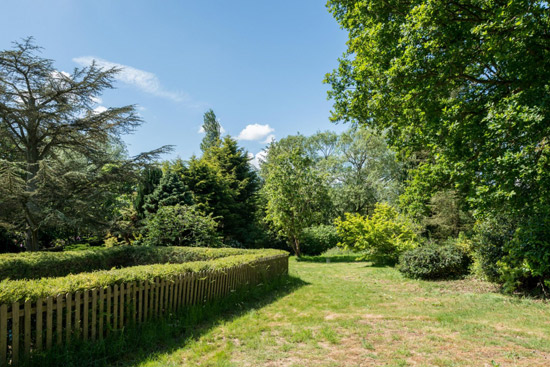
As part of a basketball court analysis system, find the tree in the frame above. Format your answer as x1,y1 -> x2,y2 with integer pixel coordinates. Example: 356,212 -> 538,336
134,166 -> 163,218
200,109 -> 222,152
143,170 -> 193,214
326,1 -> 550,290
184,136 -> 262,246
0,38 -> 168,250
306,128 -> 402,217
334,128 -> 402,216
261,135 -> 332,256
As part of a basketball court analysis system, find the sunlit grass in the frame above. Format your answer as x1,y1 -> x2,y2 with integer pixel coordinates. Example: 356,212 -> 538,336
120,258 -> 550,366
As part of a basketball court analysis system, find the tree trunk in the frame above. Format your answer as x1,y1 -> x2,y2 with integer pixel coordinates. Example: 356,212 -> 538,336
24,140 -> 40,251
25,226 -> 39,251
293,237 -> 302,258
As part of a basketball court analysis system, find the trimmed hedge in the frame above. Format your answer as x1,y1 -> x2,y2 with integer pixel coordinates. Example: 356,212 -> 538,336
0,246 -> 266,281
399,244 -> 471,280
300,225 -> 340,256
0,249 -> 288,304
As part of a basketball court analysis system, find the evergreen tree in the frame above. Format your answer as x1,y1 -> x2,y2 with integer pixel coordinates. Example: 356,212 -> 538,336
200,109 -> 222,152
184,136 -> 261,246
143,171 -> 193,214
134,166 -> 163,218
0,38 -> 169,250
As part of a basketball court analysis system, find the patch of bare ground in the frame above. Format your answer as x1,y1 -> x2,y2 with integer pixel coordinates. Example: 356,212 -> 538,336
431,278 -> 500,294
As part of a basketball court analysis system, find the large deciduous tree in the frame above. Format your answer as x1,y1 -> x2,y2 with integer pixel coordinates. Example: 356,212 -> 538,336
326,1 -> 550,290
0,38 -> 168,250
261,135 -> 332,256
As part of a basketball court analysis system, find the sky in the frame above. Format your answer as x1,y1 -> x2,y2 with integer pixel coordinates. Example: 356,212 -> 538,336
0,0 -> 349,165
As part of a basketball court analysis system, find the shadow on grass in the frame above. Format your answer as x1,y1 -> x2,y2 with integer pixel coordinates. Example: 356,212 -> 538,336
295,255 -> 367,263
23,275 -> 308,367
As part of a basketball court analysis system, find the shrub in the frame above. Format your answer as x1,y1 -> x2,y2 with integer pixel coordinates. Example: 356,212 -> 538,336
0,249 -> 288,304
399,243 -> 472,280
0,246 -> 258,280
335,203 -> 419,265
300,225 -> 340,256
471,215 -> 513,282
498,213 -> 550,293
143,205 -> 221,247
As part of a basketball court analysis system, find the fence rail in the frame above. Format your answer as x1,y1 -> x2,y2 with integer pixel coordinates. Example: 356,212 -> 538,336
0,254 -> 288,366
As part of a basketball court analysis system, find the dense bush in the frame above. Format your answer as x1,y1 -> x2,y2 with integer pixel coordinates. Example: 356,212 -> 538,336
143,204 -> 222,247
471,215 -> 513,282
499,213 -> 550,293
335,203 -> 418,265
0,249 -> 288,304
0,246 -> 258,280
399,243 -> 472,280
300,225 -> 340,256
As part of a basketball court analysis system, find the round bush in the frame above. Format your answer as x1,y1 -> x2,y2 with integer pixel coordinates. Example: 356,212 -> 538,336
399,244 -> 471,280
300,225 -> 340,256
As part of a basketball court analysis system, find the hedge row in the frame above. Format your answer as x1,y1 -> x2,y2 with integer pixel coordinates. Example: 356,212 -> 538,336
0,249 -> 288,304
0,246 -> 266,281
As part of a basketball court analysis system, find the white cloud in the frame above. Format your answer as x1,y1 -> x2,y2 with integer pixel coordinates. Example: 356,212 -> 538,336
250,149 -> 268,169
90,96 -> 103,104
237,124 -> 275,141
51,70 -> 70,80
73,56 -> 184,102
93,106 -> 108,114
262,134 -> 276,144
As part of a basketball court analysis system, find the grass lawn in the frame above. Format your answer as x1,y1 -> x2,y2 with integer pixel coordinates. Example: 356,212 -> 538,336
122,259 -> 550,367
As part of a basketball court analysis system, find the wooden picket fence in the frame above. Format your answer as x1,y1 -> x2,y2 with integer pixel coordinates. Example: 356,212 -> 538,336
0,254 -> 288,366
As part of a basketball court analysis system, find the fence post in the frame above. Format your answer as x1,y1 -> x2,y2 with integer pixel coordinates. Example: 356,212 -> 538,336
99,288 -> 104,340
0,304 -> 6,366
24,300 -> 31,358
66,293 -> 72,344
12,302 -> 19,366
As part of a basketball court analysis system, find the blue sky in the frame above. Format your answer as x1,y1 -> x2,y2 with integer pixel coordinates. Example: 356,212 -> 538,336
0,0 -> 348,165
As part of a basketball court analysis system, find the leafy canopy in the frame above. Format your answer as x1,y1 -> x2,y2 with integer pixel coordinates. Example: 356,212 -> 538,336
326,0 -> 550,290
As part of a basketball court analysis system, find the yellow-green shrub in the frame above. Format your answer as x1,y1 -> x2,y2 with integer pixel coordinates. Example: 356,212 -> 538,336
335,203 -> 419,265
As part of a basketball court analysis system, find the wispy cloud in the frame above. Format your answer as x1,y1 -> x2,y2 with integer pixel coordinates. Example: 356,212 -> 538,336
73,56 -> 193,104
237,124 -> 275,141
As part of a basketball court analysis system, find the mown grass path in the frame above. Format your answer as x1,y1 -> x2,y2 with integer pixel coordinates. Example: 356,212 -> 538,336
129,259 -> 550,367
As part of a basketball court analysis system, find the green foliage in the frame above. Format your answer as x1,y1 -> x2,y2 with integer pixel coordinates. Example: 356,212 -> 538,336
331,128 -> 402,216
0,249 -> 287,304
423,190 -> 474,241
261,135 -> 332,256
200,109 -> 222,152
143,204 -> 221,247
0,39 -> 170,251
326,0 -> 550,292
498,213 -> 550,293
191,136 -> 261,246
300,225 -> 340,256
143,171 -> 193,214
0,246 -> 255,281
134,167 -> 163,218
335,203 -> 418,265
399,243 -> 472,280
471,215 -> 513,282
